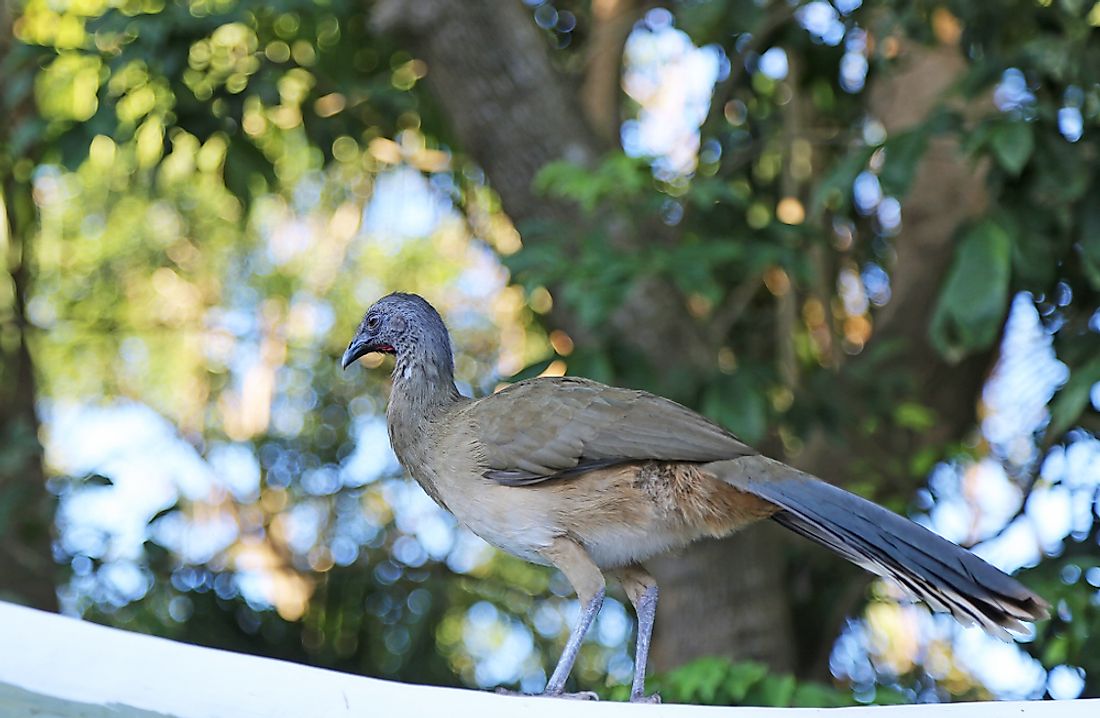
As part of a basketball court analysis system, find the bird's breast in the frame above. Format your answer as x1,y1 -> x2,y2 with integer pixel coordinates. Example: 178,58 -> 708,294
413,458 -> 777,570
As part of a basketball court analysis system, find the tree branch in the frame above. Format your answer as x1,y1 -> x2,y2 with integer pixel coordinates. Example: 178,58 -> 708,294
0,0 -> 58,612
579,0 -> 652,146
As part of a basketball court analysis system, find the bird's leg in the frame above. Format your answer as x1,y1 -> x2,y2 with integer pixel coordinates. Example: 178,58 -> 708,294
616,565 -> 661,704
540,538 -> 606,699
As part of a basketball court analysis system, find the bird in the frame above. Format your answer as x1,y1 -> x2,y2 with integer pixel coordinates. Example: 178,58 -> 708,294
341,292 -> 1048,703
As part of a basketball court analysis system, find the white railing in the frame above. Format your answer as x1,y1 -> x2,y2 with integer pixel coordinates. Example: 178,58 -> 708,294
0,601 -> 1094,717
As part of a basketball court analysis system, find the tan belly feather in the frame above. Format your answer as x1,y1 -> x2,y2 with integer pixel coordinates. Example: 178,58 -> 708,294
547,461 -> 778,568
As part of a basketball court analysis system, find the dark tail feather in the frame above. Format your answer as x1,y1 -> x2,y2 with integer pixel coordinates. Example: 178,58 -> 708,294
712,456 -> 1049,637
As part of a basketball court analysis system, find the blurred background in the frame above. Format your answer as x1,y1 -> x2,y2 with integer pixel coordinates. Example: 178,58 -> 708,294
1,0 -> 1098,706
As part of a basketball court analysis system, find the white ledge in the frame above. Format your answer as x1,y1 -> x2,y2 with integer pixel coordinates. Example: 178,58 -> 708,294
0,601 -> 1094,717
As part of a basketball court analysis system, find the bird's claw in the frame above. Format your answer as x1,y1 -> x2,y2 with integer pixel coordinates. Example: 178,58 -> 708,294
630,692 -> 662,704
550,691 -> 600,701
495,688 -> 600,701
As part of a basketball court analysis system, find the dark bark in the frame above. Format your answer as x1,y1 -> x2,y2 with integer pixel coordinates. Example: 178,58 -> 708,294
373,0 -> 599,227
649,524 -> 795,672
0,0 -> 58,611
580,0 -> 650,145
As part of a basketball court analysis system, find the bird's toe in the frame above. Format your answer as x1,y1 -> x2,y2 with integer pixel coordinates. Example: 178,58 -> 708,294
494,688 -> 600,701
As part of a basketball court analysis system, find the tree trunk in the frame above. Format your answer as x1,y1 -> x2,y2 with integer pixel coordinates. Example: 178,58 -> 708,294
0,0 -> 58,611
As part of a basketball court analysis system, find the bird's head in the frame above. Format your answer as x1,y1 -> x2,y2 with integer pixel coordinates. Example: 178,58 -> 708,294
341,293 -> 452,372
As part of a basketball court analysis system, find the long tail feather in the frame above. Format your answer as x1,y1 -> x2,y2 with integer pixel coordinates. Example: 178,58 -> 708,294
710,456 -> 1049,637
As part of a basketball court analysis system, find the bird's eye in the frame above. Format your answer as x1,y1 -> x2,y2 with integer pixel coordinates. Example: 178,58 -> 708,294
366,315 -> 381,330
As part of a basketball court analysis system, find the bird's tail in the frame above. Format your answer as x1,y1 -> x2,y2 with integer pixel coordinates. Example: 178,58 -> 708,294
708,455 -> 1049,637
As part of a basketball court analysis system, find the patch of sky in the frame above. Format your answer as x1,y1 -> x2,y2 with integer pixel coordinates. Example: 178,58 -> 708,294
1058,106 -> 1083,143
758,47 -> 788,80
596,598 -> 630,647
954,625 -> 1048,699
379,477 -> 460,562
207,442 -> 261,501
363,165 -> 457,243
862,263 -> 891,307
852,171 -> 882,214
1047,665 -> 1086,700
983,294 -> 1069,467
621,20 -> 721,176
46,402 -> 218,583
797,1 -> 846,46
994,68 -> 1036,113
876,196 -> 901,235
340,417 -> 399,486
464,601 -> 537,687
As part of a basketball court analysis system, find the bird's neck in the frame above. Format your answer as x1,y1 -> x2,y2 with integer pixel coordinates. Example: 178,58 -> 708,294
386,348 -> 462,456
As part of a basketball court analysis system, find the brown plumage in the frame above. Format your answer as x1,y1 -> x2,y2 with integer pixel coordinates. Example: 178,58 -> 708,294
342,293 -> 1048,703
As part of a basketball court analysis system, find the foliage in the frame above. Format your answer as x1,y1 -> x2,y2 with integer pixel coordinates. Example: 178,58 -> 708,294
929,218 -> 1013,363
603,657 -> 908,706
2,0 -> 1098,705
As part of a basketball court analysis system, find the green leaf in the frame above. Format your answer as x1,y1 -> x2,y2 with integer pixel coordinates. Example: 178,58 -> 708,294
702,374 -> 768,444
1043,634 -> 1069,666
1011,219 -> 1055,289
223,136 -> 276,208
792,683 -> 853,707
871,687 -> 913,705
747,673 -> 796,707
909,446 -> 940,478
893,402 -> 936,431
879,129 -> 928,197
929,219 -> 1013,363
723,661 -> 768,701
1047,354 -> 1100,441
566,347 -> 615,385
533,153 -> 648,213
1079,184 -> 1100,290
990,121 -> 1034,175
810,145 -> 874,218
663,657 -> 730,704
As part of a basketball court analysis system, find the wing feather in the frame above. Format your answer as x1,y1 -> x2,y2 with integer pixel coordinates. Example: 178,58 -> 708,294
473,377 -> 754,483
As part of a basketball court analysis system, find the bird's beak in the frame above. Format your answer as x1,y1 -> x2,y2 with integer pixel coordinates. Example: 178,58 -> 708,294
342,336 -> 396,369
341,338 -> 371,370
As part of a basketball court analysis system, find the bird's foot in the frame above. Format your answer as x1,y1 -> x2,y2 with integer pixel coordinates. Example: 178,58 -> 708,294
630,692 -> 662,704
495,688 -> 599,701
548,691 -> 600,701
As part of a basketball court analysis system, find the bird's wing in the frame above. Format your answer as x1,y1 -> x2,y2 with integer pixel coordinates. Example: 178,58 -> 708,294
472,376 -> 756,485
